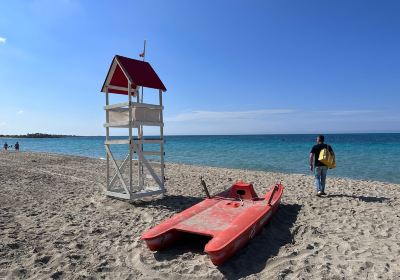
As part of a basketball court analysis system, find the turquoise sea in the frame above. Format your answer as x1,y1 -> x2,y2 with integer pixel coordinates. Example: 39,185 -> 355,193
1,134 -> 400,184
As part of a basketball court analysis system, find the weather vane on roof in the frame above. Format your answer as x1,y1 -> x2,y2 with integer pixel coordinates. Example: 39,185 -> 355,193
139,40 -> 146,61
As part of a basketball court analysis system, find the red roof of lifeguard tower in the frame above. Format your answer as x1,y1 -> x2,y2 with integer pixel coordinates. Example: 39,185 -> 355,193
101,55 -> 167,95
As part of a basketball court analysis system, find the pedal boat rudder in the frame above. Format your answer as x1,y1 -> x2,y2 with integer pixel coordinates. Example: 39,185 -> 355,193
141,182 -> 284,265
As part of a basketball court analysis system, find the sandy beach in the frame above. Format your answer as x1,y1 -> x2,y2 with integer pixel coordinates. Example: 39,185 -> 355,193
0,151 -> 399,279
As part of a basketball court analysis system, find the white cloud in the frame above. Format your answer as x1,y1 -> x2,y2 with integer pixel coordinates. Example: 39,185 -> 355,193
163,108 -> 395,135
0,37 -> 6,44
314,110 -> 375,116
0,122 -> 6,126
164,109 -> 299,135
17,110 -> 24,115
165,109 -> 295,122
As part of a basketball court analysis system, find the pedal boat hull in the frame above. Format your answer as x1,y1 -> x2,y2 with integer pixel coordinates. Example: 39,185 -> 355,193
141,182 -> 284,265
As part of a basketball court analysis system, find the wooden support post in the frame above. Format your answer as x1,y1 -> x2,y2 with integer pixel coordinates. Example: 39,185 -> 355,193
140,89 -> 144,188
105,90 -> 110,190
159,89 -> 165,186
136,88 -> 142,190
128,82 -> 133,195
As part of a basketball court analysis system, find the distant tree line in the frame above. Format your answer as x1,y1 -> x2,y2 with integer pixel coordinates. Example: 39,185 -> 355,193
0,133 -> 77,138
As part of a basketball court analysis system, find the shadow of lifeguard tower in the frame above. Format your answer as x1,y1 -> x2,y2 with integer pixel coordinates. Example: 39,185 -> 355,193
100,55 -> 167,200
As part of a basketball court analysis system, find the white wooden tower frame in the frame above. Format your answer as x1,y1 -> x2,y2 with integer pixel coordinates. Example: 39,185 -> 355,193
101,55 -> 167,200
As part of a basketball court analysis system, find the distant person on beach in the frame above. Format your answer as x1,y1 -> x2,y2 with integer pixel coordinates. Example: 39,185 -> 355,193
15,142 -> 20,151
3,142 -> 8,150
309,135 -> 334,196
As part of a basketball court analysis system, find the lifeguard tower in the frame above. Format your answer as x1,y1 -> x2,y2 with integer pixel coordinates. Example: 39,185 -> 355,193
100,55 -> 167,200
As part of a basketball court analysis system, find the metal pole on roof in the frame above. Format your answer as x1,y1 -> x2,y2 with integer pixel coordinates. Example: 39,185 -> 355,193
139,40 -> 146,61
142,40 -> 146,62
140,40 -> 146,103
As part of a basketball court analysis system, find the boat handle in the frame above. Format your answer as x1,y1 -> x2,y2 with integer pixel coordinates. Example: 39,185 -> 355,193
267,184 -> 279,206
200,177 -> 211,198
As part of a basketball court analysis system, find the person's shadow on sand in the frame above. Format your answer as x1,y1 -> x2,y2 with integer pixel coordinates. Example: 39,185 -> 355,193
325,194 -> 389,203
152,203 -> 302,279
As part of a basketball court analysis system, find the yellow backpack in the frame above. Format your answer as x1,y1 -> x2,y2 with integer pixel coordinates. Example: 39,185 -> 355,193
318,145 -> 336,169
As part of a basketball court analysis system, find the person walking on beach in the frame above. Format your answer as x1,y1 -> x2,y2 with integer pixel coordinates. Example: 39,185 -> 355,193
3,142 -> 8,150
309,135 -> 334,196
15,142 -> 20,151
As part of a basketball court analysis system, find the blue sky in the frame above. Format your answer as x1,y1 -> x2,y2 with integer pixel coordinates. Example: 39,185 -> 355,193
0,0 -> 399,135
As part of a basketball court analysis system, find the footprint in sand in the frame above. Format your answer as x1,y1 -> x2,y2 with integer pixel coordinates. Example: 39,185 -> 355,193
141,212 -> 153,223
34,255 -> 51,265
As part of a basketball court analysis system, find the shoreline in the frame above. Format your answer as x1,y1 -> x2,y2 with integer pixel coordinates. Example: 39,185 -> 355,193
1,150 -> 398,185
1,152 -> 399,279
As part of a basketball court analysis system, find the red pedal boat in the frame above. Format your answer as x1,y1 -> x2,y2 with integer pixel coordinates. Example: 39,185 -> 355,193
141,181 -> 284,265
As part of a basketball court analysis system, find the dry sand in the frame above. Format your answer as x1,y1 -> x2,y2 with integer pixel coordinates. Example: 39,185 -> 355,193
0,151 -> 399,280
